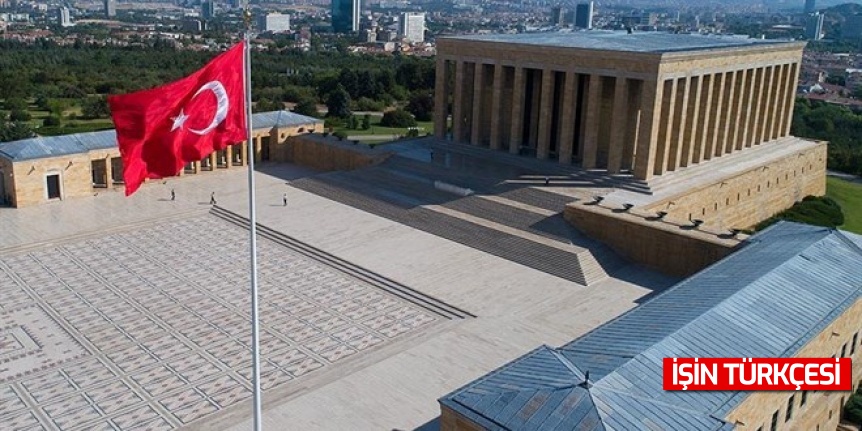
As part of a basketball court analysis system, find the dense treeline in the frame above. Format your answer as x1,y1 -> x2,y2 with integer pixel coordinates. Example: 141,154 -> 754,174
0,39 -> 436,140
791,98 -> 862,176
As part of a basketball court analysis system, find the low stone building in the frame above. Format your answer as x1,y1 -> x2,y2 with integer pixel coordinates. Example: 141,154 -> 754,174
439,222 -> 862,431
0,110 -> 323,208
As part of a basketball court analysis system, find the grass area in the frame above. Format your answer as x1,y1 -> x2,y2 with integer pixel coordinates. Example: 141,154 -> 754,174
1,98 -> 115,137
827,176 -> 862,234
333,120 -> 434,139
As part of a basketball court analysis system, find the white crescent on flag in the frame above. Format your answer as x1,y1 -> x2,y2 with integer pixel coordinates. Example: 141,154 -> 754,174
189,81 -> 230,135
170,80 -> 230,135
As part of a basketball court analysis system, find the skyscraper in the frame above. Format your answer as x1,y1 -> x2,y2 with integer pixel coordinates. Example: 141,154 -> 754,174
332,0 -> 359,33
201,1 -> 215,20
806,12 -> 824,40
57,7 -> 72,27
804,0 -> 816,13
400,12 -> 425,43
575,2 -> 593,29
104,0 -> 115,18
550,6 -> 565,26
258,13 -> 291,33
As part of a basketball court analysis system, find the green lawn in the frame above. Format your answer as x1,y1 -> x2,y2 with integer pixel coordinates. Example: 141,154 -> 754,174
334,120 -> 434,138
827,176 -> 862,234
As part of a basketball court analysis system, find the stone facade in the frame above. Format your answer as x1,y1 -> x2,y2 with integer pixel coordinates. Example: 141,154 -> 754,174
0,121 -> 322,208
564,201 -> 743,277
281,134 -> 391,171
643,141 -> 827,230
726,297 -> 862,431
435,34 -> 806,181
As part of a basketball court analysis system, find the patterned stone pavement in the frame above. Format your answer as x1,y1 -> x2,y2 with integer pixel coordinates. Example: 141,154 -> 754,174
0,214 -> 440,430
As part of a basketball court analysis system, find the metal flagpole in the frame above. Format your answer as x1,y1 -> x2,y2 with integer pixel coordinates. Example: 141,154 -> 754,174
242,7 -> 263,431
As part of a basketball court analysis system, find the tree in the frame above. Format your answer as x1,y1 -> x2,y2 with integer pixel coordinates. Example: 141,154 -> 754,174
4,97 -> 28,112
9,109 -> 31,122
406,92 -> 434,121
81,96 -> 110,119
0,122 -> 34,142
347,115 -> 358,129
380,109 -> 417,127
292,97 -> 319,117
361,114 -> 371,130
254,99 -> 282,113
43,115 -> 61,127
326,84 -> 352,119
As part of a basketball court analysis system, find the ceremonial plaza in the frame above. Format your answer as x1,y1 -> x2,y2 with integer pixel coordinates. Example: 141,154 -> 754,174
0,32 -> 860,431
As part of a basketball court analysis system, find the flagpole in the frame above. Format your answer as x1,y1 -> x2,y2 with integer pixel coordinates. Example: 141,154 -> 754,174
242,8 -> 264,431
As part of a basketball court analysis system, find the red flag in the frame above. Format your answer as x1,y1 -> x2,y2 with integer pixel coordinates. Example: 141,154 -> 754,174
108,42 -> 247,196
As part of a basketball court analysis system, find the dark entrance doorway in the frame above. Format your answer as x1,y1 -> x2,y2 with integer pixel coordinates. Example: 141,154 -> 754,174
46,174 -> 61,199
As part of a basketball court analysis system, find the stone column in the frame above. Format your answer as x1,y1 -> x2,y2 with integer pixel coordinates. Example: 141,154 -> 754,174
783,62 -> 801,137
747,67 -> 766,148
434,58 -> 448,139
622,80 -> 642,171
489,63 -> 505,150
470,62 -> 485,145
509,67 -> 525,154
452,60 -> 465,143
607,76 -> 629,174
759,65 -> 776,144
708,72 -> 727,159
558,71 -> 578,165
729,68 -> 748,153
654,78 -> 677,176
528,71 -> 541,148
682,75 -> 703,168
104,157 -> 113,185
667,76 -> 690,171
194,160 -> 201,173
240,141 -> 248,166
536,69 -> 555,160
717,70 -> 736,156
633,79 -> 664,181
209,152 -> 217,171
739,68 -> 758,149
774,64 -> 789,140
693,74 -> 713,164
582,74 -> 603,169
226,145 -> 233,169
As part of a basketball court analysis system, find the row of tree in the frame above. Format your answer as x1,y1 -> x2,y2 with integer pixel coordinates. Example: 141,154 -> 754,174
791,98 -> 862,176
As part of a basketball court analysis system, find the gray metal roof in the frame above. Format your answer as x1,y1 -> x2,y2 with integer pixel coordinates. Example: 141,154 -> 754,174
440,222 -> 862,430
442,31 -> 796,54
0,110 -> 321,162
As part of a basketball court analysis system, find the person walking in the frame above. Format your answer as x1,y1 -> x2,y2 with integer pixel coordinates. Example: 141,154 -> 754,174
210,192 -> 217,205
170,188 -> 175,201
283,193 -> 288,207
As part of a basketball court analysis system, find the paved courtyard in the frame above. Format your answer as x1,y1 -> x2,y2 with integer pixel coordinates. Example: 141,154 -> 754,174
0,214 -> 442,430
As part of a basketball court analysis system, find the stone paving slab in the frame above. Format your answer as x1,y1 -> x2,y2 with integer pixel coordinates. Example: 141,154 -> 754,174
0,214 -> 442,430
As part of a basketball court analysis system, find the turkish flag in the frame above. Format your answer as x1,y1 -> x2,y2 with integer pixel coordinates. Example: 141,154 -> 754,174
108,42 -> 247,196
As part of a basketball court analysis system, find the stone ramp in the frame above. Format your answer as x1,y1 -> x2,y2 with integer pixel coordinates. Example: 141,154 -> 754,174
290,162 -> 628,285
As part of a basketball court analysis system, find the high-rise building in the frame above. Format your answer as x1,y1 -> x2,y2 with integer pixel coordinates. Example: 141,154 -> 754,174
258,13 -> 290,33
331,0 -> 359,33
201,1 -> 214,20
550,6 -> 565,26
400,12 -> 425,43
575,2 -> 593,29
56,7 -> 71,27
805,12 -> 824,40
804,0 -> 816,13
104,0 -> 115,17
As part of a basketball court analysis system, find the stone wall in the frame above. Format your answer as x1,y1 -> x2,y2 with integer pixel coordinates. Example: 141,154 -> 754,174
439,405 -> 484,431
8,153 -> 96,208
564,202 -> 743,277
282,134 -> 392,171
726,298 -> 862,431
643,142 -> 827,230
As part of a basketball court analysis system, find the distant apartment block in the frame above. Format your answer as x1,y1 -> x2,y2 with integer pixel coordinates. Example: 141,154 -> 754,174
56,7 -> 71,27
805,12 -> 824,41
258,13 -> 290,33
201,1 -> 215,20
104,0 -> 115,18
400,12 -> 425,43
804,0 -> 817,13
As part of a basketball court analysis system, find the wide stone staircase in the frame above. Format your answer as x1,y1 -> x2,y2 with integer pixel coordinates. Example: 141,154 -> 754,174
289,155 -> 629,286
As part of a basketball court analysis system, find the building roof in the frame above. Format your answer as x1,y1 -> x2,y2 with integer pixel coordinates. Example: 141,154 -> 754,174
0,110 -> 321,162
440,222 -> 862,431
441,31 -> 798,54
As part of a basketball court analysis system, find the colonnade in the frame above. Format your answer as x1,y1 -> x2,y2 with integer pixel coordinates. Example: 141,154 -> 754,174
434,58 -> 801,180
